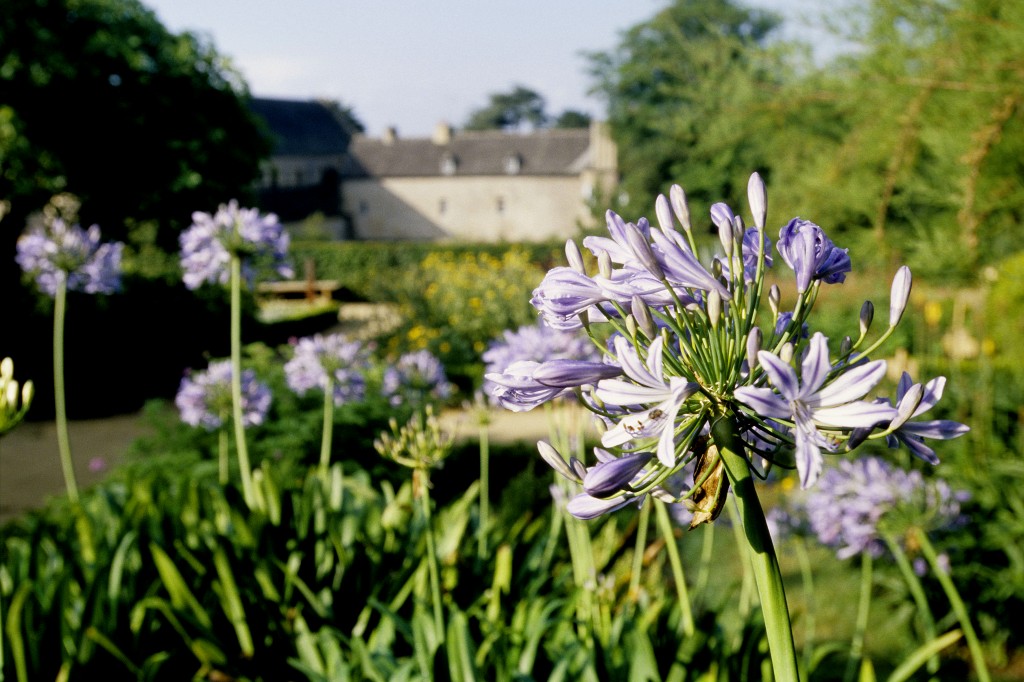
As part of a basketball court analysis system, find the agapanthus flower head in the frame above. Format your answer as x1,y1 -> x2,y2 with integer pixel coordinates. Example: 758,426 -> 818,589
382,349 -> 453,407
493,172 -> 962,523
179,200 -> 293,290
802,457 -> 967,560
16,219 -> 123,296
284,333 -> 369,406
176,360 -> 271,430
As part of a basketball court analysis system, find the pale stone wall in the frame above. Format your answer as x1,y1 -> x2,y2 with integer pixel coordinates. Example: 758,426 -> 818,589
344,175 -> 597,242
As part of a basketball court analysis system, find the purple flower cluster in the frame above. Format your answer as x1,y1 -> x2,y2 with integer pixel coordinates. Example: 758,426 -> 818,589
16,219 -> 123,296
284,333 -> 369,406
491,172 -> 968,520
175,360 -> 271,430
802,457 -> 968,560
382,350 -> 453,407
179,200 -> 292,290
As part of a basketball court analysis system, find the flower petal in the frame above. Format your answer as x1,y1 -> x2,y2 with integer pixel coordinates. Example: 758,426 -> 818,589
808,359 -> 888,408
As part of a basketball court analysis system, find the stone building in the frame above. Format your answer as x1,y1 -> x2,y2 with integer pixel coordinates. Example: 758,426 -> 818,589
250,97 -> 352,238
339,121 -> 617,242
250,97 -> 618,242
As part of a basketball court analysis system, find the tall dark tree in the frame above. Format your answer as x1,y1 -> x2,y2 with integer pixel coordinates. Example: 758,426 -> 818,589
463,85 -> 549,131
587,0 -> 786,219
553,110 -> 592,129
0,0 -> 271,252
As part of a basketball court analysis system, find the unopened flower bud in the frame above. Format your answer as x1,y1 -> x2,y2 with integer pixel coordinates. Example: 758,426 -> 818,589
711,203 -> 735,257
707,290 -> 722,328
712,258 -> 723,279
769,284 -> 781,318
840,336 -> 852,357
746,327 -> 762,370
889,265 -> 912,327
584,451 -> 652,498
626,314 -> 638,339
670,184 -> 691,232
859,301 -> 874,336
625,222 -> 664,279
569,456 -> 588,481
747,172 -> 768,230
565,239 -> 586,274
655,194 -> 676,234
598,251 -> 613,279
846,427 -> 873,450
780,342 -> 794,364
537,441 -> 579,482
631,295 -> 657,339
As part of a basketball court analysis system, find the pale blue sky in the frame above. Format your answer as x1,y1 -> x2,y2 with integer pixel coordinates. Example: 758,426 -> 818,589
141,0 -> 837,137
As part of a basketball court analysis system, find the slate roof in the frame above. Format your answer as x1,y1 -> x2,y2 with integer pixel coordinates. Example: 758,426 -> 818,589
343,127 -> 591,178
249,97 -> 351,156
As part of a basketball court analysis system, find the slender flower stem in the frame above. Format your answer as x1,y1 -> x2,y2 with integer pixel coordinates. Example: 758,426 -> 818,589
418,468 -> 445,643
845,551 -> 873,682
629,499 -> 651,602
712,414 -> 799,682
882,532 -> 940,677
730,496 -> 756,618
915,529 -> 991,682
218,425 -> 229,485
320,374 -> 335,473
229,254 -> 256,508
477,419 -> 490,559
52,279 -> 80,504
654,499 -> 695,636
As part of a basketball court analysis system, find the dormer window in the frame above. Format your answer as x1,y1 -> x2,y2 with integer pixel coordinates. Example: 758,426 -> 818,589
440,152 -> 458,176
503,154 -> 522,175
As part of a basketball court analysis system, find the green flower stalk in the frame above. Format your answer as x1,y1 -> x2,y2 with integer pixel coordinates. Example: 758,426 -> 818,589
486,172 -> 969,680
16,218 -> 123,503
180,201 -> 291,506
375,406 -> 453,643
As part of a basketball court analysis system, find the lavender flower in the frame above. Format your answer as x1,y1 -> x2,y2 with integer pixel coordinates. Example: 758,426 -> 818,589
382,350 -> 453,407
486,359 -> 621,412
597,336 -> 700,467
483,320 -> 602,401
16,219 -> 123,296
803,457 -> 967,560
734,333 -> 898,488
176,360 -> 271,430
776,218 -> 850,292
179,200 -> 292,290
885,372 -> 970,465
284,333 -> 369,406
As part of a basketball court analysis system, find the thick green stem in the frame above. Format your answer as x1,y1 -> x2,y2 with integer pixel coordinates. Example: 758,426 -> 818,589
320,376 -> 335,473
52,280 -> 80,504
712,414 -> 799,682
845,551 -> 873,682
915,529 -> 990,682
229,254 -> 255,507
419,469 -> 445,643
655,499 -> 695,636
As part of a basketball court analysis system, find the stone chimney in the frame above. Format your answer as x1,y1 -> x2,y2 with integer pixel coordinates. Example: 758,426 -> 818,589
382,126 -> 398,145
432,121 -> 453,145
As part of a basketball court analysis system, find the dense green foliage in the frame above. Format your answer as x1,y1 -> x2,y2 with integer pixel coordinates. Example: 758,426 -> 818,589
0,0 -> 269,247
591,0 -> 1024,278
